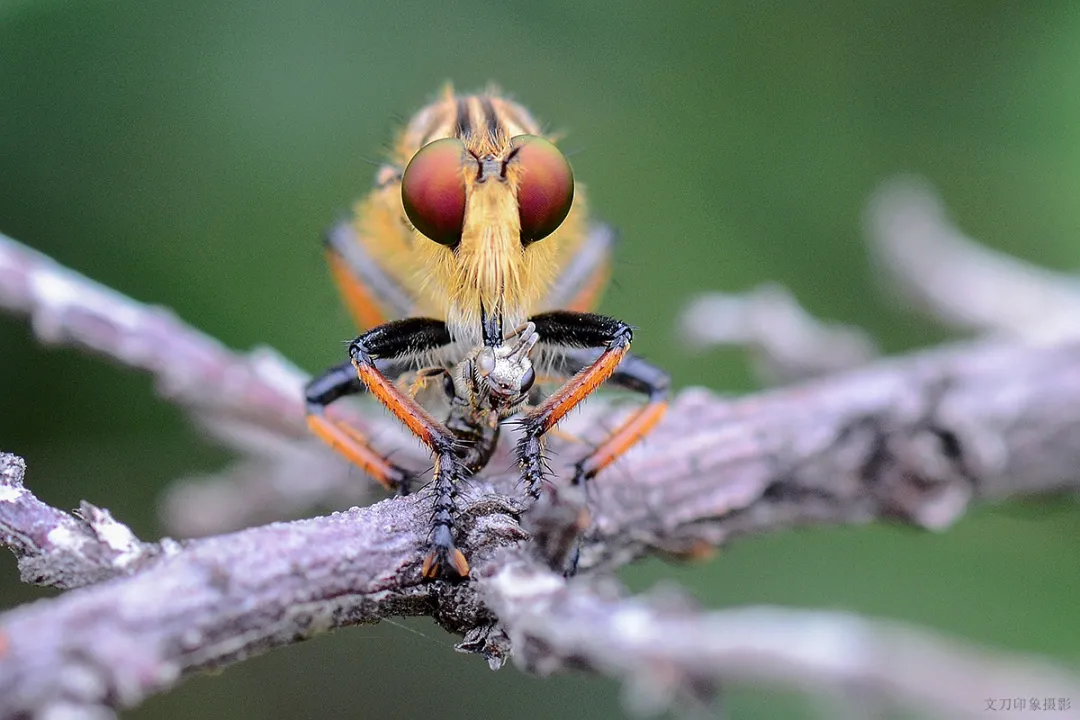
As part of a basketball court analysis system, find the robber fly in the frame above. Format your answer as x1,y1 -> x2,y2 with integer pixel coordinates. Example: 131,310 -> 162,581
305,86 -> 670,579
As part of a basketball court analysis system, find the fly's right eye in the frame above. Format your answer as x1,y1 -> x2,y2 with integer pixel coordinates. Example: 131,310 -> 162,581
401,138 -> 468,246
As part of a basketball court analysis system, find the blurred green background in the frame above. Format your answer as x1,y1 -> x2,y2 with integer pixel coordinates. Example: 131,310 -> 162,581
2,1 -> 1080,718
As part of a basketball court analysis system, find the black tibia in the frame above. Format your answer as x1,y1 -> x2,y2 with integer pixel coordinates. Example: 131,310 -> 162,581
305,357 -> 410,410
306,317 -> 451,415
514,311 -> 635,501
529,310 -> 631,349
347,317 -> 453,363
304,318 -> 450,418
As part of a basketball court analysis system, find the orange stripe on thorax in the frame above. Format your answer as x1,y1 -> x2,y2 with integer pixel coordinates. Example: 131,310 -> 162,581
328,250 -> 387,330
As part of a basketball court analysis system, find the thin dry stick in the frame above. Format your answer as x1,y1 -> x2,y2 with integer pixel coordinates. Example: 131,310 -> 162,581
867,177 -> 1080,341
0,232 -> 387,534
677,282 -> 878,382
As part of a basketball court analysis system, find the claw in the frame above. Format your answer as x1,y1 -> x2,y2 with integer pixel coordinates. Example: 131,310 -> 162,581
449,547 -> 470,577
421,546 -> 470,580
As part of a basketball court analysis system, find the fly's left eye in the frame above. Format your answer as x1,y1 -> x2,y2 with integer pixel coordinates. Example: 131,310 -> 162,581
401,138 -> 468,246
510,135 -> 574,244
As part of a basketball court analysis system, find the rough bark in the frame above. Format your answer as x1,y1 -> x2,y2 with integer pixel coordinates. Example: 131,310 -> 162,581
3,178 -> 1080,720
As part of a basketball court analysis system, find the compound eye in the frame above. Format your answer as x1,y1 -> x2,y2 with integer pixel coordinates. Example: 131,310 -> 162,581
401,138 -> 467,246
519,365 -> 536,395
511,135 -> 574,244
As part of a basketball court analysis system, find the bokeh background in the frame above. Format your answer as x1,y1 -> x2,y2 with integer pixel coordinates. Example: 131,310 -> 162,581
3,1 -> 1080,718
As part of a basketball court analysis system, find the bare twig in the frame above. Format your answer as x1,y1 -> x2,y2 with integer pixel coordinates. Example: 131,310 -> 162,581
3,446 -> 1079,720
678,283 -> 877,383
0,231 -> 381,529
0,455 -> 174,589
0,452 -> 519,718
866,177 -> 1080,341
483,558 -> 1080,720
0,232 -> 311,436
8,332 -> 1080,585
4,233 -> 1080,718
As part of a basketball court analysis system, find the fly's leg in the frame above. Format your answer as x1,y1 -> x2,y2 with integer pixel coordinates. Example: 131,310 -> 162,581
346,318 -> 472,579
408,366 -> 455,400
308,352 -> 450,495
306,359 -> 420,493
306,317 -> 470,579
564,354 -> 667,576
518,315 -> 668,577
425,449 -> 469,579
516,311 -> 647,500
559,350 -> 670,486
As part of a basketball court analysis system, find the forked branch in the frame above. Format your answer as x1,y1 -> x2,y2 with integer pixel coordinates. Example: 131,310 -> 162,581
2,179 -> 1080,720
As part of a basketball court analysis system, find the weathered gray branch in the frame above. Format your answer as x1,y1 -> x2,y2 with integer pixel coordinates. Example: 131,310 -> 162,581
0,230 -> 385,535
0,232 -> 311,436
4,209 -> 1080,719
0,456 -> 174,590
867,178 -> 1080,341
0,451 -> 512,718
483,559 -> 1080,720
677,283 -> 878,382
4,415 -> 1080,720
4,327 -> 1080,716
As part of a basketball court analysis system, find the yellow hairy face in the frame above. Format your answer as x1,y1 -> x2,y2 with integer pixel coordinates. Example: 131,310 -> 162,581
388,87 -> 587,344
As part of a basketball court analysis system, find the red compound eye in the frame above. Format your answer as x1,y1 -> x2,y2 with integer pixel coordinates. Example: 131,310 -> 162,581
511,135 -> 574,244
401,138 -> 467,246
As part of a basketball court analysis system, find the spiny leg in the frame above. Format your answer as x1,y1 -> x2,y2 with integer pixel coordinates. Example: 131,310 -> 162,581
423,450 -> 470,578
516,311 -> 637,501
346,319 -> 472,579
306,318 -> 470,578
520,320 -> 668,578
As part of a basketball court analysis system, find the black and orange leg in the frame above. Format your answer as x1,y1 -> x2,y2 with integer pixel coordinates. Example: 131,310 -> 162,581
516,311 -> 668,499
306,318 -> 470,579
306,358 -> 417,493
348,319 -> 475,579
347,320 -> 471,579
559,349 -> 670,486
